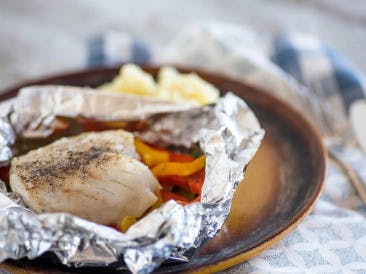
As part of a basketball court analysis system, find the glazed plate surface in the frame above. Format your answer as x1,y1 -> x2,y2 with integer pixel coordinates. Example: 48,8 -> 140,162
0,66 -> 326,273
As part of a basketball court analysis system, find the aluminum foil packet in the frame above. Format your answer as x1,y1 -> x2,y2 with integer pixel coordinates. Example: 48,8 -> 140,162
0,85 -> 264,273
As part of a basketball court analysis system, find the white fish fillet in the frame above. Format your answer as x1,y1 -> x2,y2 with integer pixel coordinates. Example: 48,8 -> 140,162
10,130 -> 161,225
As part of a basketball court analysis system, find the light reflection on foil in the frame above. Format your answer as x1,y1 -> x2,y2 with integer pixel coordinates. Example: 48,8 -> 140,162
0,86 -> 264,273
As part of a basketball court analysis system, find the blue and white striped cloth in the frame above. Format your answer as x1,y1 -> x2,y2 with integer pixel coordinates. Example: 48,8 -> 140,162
88,22 -> 366,273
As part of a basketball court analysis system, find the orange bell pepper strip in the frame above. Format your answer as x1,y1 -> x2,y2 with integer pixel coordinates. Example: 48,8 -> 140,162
192,195 -> 201,203
158,169 -> 205,194
134,139 -> 170,167
186,169 -> 205,194
161,189 -> 189,205
152,155 -> 206,177
158,175 -> 190,190
169,151 -> 194,162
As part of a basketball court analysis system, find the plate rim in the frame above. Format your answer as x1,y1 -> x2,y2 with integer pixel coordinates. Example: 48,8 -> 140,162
0,65 -> 327,273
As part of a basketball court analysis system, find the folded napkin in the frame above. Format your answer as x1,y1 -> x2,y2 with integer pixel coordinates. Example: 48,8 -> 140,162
88,22 -> 366,273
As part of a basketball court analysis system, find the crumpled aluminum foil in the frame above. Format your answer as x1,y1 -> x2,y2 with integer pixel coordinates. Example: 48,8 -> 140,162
0,85 -> 264,273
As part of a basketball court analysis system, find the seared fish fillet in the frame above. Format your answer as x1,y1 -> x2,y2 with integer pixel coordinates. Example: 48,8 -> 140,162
10,130 -> 161,225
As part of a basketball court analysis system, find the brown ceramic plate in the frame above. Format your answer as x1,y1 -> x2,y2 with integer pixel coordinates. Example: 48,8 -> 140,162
0,66 -> 326,274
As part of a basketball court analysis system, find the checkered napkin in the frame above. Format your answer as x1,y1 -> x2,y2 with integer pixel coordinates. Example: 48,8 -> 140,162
88,22 -> 366,273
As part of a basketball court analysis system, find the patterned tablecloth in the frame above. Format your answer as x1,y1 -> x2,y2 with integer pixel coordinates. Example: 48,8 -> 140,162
89,22 -> 366,273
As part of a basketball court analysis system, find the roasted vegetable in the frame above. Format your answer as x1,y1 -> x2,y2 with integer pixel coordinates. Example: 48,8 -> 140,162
134,139 -> 169,167
117,216 -> 137,233
152,156 -> 205,177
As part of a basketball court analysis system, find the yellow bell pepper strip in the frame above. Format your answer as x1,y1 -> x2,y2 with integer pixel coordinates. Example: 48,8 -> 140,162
152,155 -> 206,177
117,215 -> 137,233
134,139 -> 170,167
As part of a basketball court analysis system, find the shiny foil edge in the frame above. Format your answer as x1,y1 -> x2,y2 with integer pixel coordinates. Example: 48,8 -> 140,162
0,86 -> 264,274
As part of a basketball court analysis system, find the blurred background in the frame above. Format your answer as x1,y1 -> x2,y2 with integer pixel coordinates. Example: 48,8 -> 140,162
1,0 -> 365,90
